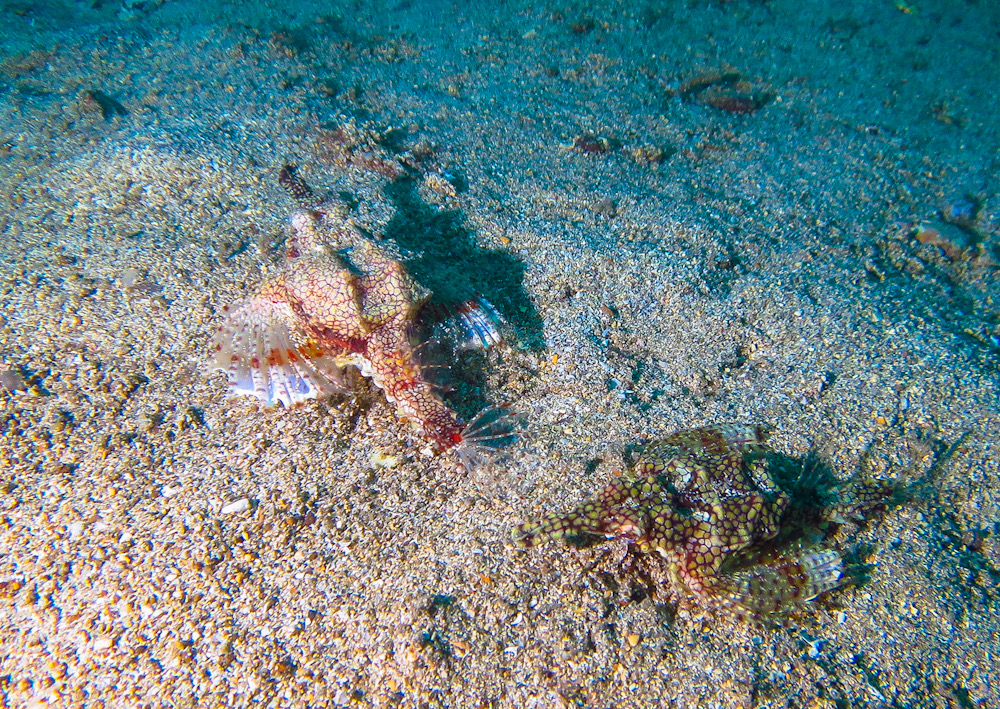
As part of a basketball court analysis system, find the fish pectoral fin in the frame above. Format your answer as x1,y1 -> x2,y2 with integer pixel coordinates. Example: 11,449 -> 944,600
211,295 -> 346,407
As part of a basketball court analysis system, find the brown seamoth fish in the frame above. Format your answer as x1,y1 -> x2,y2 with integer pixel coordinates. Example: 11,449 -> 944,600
210,171 -> 509,466
516,424 -> 891,621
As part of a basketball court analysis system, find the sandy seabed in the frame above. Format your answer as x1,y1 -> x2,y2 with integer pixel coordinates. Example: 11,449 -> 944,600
1,0 -> 999,707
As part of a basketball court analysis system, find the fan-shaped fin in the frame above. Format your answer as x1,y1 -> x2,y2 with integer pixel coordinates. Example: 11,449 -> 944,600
210,296 -> 345,407
421,296 -> 507,353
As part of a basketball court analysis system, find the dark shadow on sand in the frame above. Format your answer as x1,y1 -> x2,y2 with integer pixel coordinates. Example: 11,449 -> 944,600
382,176 -> 545,354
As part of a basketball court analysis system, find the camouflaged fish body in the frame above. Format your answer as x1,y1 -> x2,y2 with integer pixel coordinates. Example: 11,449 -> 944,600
515,424 -> 853,619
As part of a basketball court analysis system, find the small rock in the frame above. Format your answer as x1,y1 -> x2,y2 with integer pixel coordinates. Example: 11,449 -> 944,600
424,173 -> 457,198
674,67 -> 774,114
573,132 -> 619,155
912,222 -> 970,261
941,195 -> 983,232
0,368 -> 27,392
120,267 -> 143,288
221,498 -> 250,515
370,451 -> 400,469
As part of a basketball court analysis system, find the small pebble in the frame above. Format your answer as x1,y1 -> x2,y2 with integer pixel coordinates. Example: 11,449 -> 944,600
0,369 -> 27,392
221,498 -> 250,514
120,267 -> 143,288
370,451 -> 399,469
424,173 -> 457,198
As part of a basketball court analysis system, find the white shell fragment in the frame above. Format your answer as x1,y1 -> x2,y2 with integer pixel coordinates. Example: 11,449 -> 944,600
220,498 -> 250,515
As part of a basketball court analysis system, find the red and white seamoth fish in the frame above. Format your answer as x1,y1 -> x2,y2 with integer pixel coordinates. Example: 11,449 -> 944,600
209,201 -> 507,464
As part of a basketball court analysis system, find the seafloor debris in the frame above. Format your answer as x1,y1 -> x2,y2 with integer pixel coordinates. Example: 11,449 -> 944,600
0,367 -> 28,393
911,221 -> 996,267
423,173 -> 457,198
912,223 -> 967,261
930,98 -> 964,127
628,144 -> 674,165
940,194 -> 984,234
86,90 -> 129,121
119,0 -> 165,21
573,132 -> 620,155
278,164 -> 315,204
210,169 -> 509,459
515,424 -> 891,620
0,49 -> 55,77
314,121 -> 413,179
673,67 -> 775,114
